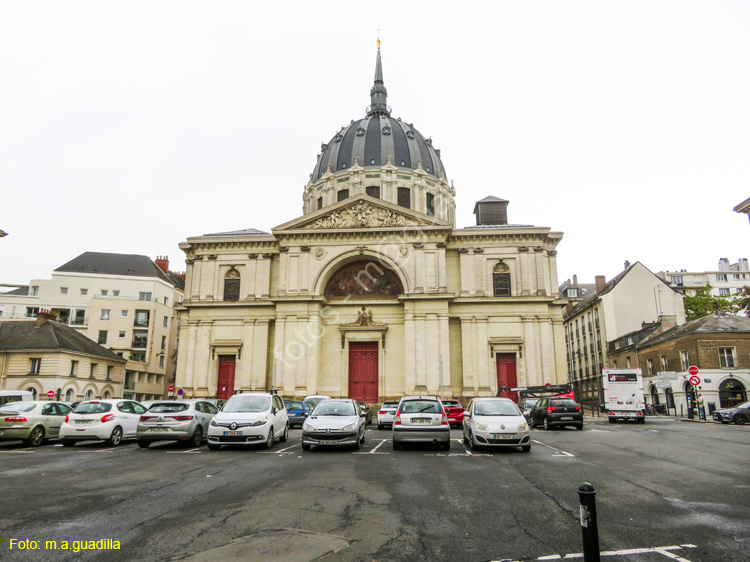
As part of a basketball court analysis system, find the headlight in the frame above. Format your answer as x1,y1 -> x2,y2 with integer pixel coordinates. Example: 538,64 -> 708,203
342,423 -> 356,432
303,422 -> 314,432
250,417 -> 268,426
210,419 -> 218,427
475,421 -> 489,431
518,421 -> 528,431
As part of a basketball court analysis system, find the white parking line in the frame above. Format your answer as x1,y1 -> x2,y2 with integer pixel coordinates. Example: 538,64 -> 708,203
165,447 -> 202,454
0,449 -> 34,454
369,439 -> 387,454
353,439 -> 390,455
258,444 -> 299,454
494,543 -> 697,562
531,440 -> 575,457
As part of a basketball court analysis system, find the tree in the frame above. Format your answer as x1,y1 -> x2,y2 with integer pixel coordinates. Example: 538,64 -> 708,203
733,286 -> 750,317
682,285 -> 740,321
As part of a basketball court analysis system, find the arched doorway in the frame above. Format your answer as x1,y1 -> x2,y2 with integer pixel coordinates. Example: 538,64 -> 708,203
664,387 -> 675,409
65,388 -> 74,402
650,385 -> 660,405
719,378 -> 747,408
26,387 -> 37,400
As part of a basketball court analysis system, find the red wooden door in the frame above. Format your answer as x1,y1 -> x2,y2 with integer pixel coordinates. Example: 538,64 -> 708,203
348,342 -> 379,402
217,356 -> 236,400
496,353 -> 518,403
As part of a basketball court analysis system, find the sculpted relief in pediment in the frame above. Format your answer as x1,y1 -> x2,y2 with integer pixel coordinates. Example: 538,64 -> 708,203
305,202 -> 419,229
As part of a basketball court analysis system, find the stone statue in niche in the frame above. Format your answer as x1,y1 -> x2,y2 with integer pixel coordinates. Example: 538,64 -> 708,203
343,306 -> 386,327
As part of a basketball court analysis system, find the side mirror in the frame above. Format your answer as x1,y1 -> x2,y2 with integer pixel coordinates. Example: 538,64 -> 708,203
464,412 -> 471,419
523,411 -> 530,419
360,412 -> 366,418
272,408 -> 278,415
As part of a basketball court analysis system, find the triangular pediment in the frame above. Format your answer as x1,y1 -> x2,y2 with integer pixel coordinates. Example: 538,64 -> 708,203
272,195 -> 452,232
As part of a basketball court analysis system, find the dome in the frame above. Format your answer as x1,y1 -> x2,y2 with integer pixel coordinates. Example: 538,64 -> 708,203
311,46 -> 446,182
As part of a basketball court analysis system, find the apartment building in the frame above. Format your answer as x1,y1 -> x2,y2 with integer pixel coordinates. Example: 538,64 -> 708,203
656,258 -> 750,298
0,252 -> 184,401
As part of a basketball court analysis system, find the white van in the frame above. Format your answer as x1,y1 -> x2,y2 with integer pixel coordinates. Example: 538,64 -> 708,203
0,390 -> 35,407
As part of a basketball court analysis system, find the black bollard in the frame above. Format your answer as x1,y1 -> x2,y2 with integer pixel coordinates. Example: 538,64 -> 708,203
578,482 -> 601,562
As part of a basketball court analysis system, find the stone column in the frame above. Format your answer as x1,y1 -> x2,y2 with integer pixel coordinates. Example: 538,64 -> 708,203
404,312 -> 416,394
475,317 -> 491,393
438,313 -> 451,395
459,252 -> 474,296
251,320 -> 270,390
415,315 -> 427,392
522,316 -> 538,384
461,317 -> 476,394
273,317 -> 286,392
237,321 -> 255,390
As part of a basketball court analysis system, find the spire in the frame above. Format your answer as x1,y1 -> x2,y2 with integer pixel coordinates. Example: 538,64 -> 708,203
368,39 -> 389,117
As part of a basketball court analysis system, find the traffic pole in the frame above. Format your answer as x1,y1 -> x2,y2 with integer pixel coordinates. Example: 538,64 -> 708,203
578,482 -> 600,562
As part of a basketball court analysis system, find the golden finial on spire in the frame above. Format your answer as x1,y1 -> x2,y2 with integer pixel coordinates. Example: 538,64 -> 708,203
377,27 -> 381,50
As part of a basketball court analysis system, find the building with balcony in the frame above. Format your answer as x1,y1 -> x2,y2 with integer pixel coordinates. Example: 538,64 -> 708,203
562,261 -> 686,406
0,252 -> 184,401
656,258 -> 750,298
0,310 -> 126,401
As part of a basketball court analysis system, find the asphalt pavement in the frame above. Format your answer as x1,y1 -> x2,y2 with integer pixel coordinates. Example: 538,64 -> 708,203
1,416 -> 748,562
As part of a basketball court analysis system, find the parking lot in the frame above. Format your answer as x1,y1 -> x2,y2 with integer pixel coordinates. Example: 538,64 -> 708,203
1,417 -> 748,562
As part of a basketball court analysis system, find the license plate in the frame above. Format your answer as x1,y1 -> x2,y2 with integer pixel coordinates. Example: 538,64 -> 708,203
150,427 -> 169,432
493,434 -> 513,439
76,420 -> 92,424
319,440 -> 336,445
561,416 -> 573,421
411,418 -> 431,424
223,431 -> 242,436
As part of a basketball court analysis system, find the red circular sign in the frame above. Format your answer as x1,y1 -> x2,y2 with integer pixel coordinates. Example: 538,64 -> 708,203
688,366 -> 699,376
168,385 -> 175,392
689,375 -> 701,386
47,390 -> 55,398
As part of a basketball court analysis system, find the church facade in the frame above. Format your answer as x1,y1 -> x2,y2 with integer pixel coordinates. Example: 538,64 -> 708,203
174,45 -> 567,403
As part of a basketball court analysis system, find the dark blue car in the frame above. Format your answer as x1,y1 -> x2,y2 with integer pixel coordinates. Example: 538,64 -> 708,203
284,400 -> 311,428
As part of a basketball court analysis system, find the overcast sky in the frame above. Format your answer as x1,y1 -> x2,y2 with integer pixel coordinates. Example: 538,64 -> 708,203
2,1 -> 749,287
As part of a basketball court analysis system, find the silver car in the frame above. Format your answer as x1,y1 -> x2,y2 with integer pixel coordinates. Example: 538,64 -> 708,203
392,396 -> 451,451
0,401 -> 72,446
136,400 -> 219,448
302,399 -> 366,451
463,397 -> 531,452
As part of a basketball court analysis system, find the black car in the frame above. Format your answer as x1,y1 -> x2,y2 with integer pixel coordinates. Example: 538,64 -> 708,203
713,401 -> 750,425
529,397 -> 583,430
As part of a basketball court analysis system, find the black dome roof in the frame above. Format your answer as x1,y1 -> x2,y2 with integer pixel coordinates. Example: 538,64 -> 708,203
311,45 -> 446,182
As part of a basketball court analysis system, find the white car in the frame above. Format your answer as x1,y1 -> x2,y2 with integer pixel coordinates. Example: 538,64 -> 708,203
377,400 -> 399,429
60,400 -> 148,447
462,397 -> 531,452
302,399 -> 367,451
207,392 -> 288,450
303,394 -> 332,410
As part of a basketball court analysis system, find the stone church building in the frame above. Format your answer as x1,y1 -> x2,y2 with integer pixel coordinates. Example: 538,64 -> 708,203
175,45 -> 567,403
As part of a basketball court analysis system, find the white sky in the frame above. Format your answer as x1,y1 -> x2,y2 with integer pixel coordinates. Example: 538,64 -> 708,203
1,1 -> 749,286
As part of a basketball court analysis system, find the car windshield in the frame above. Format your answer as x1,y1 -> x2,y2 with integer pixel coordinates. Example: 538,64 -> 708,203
524,399 -> 539,408
475,401 -> 520,416
551,399 -> 578,407
305,398 -> 327,409
313,402 -> 356,416
733,402 -> 750,409
400,400 -> 441,414
223,396 -> 271,413
442,401 -> 460,407
285,401 -> 304,410
382,402 -> 399,409
148,403 -> 189,413
0,402 -> 37,413
74,402 -> 112,414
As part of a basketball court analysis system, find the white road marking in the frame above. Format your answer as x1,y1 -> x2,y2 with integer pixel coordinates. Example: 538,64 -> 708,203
531,440 -> 575,457
258,444 -> 298,454
165,447 -> 202,454
0,449 -> 34,454
369,439 -> 387,453
492,543 -> 697,562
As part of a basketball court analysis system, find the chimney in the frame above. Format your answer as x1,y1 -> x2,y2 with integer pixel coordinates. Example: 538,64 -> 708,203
155,256 -> 169,275
595,275 -> 607,294
178,271 -> 186,280
36,309 -> 57,326
473,196 -> 509,226
719,257 -> 730,271
573,274 -> 578,286
740,258 -> 749,272
624,260 -> 631,270
658,315 -> 678,330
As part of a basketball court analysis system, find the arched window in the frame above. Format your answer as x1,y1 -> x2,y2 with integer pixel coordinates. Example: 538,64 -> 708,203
26,387 -> 37,400
397,187 -> 411,209
65,388 -> 74,402
324,261 -> 403,298
103,391 -> 111,399
426,193 -> 435,217
493,262 -> 511,297
719,378 -> 747,408
224,269 -> 240,302
85,390 -> 93,401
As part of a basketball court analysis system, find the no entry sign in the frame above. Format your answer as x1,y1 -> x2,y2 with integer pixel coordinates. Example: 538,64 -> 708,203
47,390 -> 55,398
689,375 -> 701,386
167,385 -> 175,392
688,366 -> 699,376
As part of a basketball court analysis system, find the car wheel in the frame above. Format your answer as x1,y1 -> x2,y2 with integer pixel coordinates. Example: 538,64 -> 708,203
521,445 -> 531,453
530,416 -> 536,428
264,428 -> 274,449
360,430 -> 365,444
733,413 -> 746,425
469,432 -> 478,451
441,441 -> 451,452
107,426 -> 123,447
25,426 -> 45,447
279,423 -> 289,443
608,418 -> 614,424
392,440 -> 400,451
575,424 -> 583,431
463,431 -> 469,445
353,437 -> 361,451
137,440 -> 151,449
302,443 -> 311,451
543,417 -> 551,430
207,443 -> 221,451
62,439 -> 75,447
189,426 -> 203,447
378,424 -> 384,430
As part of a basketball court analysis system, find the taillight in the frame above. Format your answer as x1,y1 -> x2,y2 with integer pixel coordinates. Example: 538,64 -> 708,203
547,407 -> 556,413
441,413 -> 448,426
4,416 -> 27,422
608,412 -> 615,416
394,410 -> 401,425
574,406 -> 580,411
378,411 -> 386,415
171,415 -> 194,421
636,412 -> 643,417
101,414 -> 115,423
140,416 -> 154,421
64,415 -> 69,423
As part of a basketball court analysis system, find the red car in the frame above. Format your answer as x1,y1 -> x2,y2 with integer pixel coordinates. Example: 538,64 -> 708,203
441,399 -> 464,428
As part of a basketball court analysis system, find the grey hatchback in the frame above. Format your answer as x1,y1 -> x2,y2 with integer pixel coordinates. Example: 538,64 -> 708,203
392,396 -> 451,451
136,400 -> 219,448
713,401 -> 750,425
